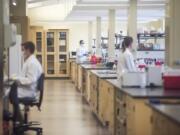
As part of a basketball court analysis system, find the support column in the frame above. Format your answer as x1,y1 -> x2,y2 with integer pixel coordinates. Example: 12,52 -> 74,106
128,0 -> 137,50
88,21 -> 93,53
166,0 -> 180,68
108,9 -> 116,61
0,0 -> 10,134
96,16 -> 101,56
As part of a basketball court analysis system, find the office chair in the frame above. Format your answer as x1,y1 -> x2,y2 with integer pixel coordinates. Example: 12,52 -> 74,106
10,73 -> 44,135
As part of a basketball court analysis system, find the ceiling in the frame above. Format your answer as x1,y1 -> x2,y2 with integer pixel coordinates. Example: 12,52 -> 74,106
27,0 -> 167,22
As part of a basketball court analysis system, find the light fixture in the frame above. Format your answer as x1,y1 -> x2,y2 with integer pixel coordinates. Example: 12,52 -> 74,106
12,0 -> 17,6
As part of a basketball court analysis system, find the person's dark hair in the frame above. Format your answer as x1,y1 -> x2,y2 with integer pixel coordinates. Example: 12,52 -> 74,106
22,41 -> 35,54
80,40 -> 84,45
122,36 -> 133,53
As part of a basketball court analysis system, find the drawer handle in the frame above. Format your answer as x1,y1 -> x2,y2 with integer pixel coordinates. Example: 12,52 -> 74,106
108,88 -> 110,93
120,102 -> 126,108
117,108 -> 120,115
120,119 -> 126,127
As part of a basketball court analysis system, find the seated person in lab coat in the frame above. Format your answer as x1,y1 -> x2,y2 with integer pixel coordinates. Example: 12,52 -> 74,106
117,36 -> 137,76
76,40 -> 88,63
6,41 -> 43,98
3,41 -> 43,120
16,41 -> 43,98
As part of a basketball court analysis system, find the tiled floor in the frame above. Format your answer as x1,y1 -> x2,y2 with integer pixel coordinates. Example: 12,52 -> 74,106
29,80 -> 109,135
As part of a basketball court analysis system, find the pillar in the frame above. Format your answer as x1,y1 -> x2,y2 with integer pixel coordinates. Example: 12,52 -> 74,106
128,0 -> 137,50
108,9 -> 116,61
96,16 -> 101,56
165,0 -> 180,68
88,21 -> 93,52
0,0 -> 10,134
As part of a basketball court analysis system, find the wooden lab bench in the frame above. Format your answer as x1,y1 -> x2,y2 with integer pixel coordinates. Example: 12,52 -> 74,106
89,70 -> 117,134
107,79 -> 180,135
149,104 -> 180,135
80,64 -> 111,102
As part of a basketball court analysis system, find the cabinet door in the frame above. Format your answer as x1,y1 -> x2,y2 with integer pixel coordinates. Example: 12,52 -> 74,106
45,31 -> 56,76
126,97 -> 135,135
90,74 -> 98,114
85,71 -> 91,102
98,79 -> 106,124
57,30 -> 68,76
46,31 -> 55,53
78,66 -> 82,91
108,86 -> 115,135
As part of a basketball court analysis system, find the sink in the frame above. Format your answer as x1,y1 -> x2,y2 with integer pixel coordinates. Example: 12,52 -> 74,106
98,71 -> 117,74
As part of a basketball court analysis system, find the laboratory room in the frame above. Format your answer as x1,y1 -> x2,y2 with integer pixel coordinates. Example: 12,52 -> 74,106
1,0 -> 180,135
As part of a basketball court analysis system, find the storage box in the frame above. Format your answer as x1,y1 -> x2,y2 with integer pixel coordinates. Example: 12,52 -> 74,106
163,76 -> 180,90
122,72 -> 147,87
147,66 -> 163,86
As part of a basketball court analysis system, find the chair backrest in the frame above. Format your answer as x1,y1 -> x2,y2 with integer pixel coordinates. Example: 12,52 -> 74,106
37,73 -> 45,110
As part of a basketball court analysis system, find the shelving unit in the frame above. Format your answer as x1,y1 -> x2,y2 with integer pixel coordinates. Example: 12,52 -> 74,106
45,29 -> 69,77
29,26 -> 45,69
136,33 -> 165,66
137,33 -> 165,51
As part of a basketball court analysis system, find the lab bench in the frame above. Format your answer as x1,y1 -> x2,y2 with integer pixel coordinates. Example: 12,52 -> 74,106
81,64 -> 111,102
149,104 -> 180,135
89,70 -> 117,135
74,63 -> 180,135
73,62 -> 91,91
69,59 -> 76,82
107,79 -> 180,135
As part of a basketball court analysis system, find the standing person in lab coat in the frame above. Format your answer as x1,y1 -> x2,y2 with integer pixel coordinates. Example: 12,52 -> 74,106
117,36 -> 137,77
76,40 -> 88,64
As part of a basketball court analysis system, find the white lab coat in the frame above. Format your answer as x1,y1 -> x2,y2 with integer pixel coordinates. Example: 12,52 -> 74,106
16,55 -> 43,98
76,45 -> 88,63
117,49 -> 137,77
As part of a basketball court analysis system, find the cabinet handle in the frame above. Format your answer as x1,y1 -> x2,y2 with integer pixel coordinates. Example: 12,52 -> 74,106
119,101 -> 126,108
108,88 -> 110,93
133,106 -> 135,112
150,115 -> 153,124
120,118 -> 126,127
117,108 -> 120,115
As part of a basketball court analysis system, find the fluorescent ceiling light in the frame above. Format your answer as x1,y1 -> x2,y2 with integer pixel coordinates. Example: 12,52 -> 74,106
12,0 -> 17,6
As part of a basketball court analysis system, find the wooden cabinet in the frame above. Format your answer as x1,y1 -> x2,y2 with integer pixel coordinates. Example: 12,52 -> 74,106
116,90 -> 127,135
70,60 -> 76,82
125,97 -> 180,135
125,96 -> 153,135
75,63 -> 78,88
152,110 -> 180,135
82,68 -> 87,97
90,72 -> 98,115
98,79 -> 115,135
85,70 -> 91,102
29,26 -> 45,69
77,65 -> 83,92
30,28 -> 70,78
45,29 -> 69,77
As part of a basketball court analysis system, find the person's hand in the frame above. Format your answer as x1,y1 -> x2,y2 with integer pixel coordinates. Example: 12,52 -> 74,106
14,80 -> 21,86
10,74 -> 17,81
